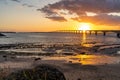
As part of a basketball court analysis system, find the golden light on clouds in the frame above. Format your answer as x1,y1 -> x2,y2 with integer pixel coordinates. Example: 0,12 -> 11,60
1,0 -> 120,32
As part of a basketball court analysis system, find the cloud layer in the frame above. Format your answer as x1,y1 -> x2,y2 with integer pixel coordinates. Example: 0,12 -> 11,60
10,0 -> 36,8
11,0 -> 20,3
40,0 -> 120,26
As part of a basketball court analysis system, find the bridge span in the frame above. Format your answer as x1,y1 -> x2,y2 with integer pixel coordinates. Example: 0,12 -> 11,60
54,30 -> 120,38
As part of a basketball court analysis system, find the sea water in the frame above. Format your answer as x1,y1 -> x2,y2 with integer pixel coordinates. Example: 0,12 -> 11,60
0,32 -> 120,45
0,32 -> 120,65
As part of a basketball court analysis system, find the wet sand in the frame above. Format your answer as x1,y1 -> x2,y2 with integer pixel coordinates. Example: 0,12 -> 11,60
0,54 -> 120,80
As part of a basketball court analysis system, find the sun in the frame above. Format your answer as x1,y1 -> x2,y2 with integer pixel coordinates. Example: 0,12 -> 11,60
78,23 -> 91,31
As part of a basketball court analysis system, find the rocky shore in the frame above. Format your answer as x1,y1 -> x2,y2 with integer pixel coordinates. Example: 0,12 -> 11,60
0,43 -> 120,55
0,43 -> 120,80
0,33 -> 5,37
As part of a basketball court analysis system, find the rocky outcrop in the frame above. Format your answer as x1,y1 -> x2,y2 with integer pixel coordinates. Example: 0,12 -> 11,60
4,64 -> 66,80
0,33 -> 5,36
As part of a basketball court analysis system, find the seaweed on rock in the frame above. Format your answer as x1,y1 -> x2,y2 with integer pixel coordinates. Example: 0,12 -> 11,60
4,65 -> 66,80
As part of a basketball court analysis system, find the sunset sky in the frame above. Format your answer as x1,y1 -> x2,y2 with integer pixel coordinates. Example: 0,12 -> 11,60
0,0 -> 120,32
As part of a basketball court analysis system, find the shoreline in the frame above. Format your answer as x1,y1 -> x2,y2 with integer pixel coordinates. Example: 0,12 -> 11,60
0,43 -> 120,80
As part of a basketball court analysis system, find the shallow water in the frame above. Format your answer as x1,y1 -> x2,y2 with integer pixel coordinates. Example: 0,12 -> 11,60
42,54 -> 120,65
72,54 -> 120,65
0,32 -> 120,45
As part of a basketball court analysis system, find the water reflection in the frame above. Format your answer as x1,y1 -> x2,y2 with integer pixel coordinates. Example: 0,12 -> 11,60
46,54 -> 120,65
81,31 -> 94,47
73,54 -> 119,65
81,31 -> 86,44
81,31 -> 91,47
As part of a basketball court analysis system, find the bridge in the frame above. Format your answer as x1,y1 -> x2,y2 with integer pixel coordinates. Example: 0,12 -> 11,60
54,30 -> 120,38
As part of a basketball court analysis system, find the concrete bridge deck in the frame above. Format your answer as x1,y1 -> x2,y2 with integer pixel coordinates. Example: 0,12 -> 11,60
54,30 -> 120,38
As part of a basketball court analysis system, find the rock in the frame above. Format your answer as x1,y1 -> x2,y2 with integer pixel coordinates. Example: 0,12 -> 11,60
34,58 -> 41,61
69,61 -> 72,63
0,33 -> 5,36
4,65 -> 66,80
77,78 -> 81,80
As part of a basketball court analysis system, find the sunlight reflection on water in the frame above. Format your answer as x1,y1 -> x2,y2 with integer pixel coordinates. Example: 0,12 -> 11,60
39,54 -> 120,65
70,54 -> 120,65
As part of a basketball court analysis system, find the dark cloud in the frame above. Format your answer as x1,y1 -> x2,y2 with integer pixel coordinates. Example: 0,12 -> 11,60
37,5 -> 67,22
37,7 -> 58,16
40,0 -> 120,25
0,0 -> 19,4
46,16 -> 67,22
11,0 -> 20,3
44,0 -> 120,14
11,0 -> 36,8
22,3 -> 35,8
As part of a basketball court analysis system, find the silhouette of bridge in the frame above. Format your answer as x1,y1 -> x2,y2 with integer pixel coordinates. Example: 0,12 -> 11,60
54,30 -> 120,38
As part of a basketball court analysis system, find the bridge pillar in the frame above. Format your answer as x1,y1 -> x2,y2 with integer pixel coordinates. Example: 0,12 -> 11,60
89,31 -> 92,35
75,30 -> 77,34
117,33 -> 120,38
95,31 -> 98,36
103,32 -> 106,36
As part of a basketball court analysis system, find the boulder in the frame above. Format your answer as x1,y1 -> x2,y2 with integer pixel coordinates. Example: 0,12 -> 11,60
0,33 -> 5,36
4,64 -> 66,80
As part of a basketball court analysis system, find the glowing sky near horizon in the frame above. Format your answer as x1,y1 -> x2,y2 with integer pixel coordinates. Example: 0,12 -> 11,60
0,0 -> 120,32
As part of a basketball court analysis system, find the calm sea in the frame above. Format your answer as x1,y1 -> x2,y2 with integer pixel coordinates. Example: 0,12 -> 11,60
0,32 -> 120,45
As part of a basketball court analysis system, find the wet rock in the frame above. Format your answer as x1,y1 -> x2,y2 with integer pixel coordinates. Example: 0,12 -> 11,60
0,33 -> 5,36
77,78 -> 81,80
4,64 -> 66,80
